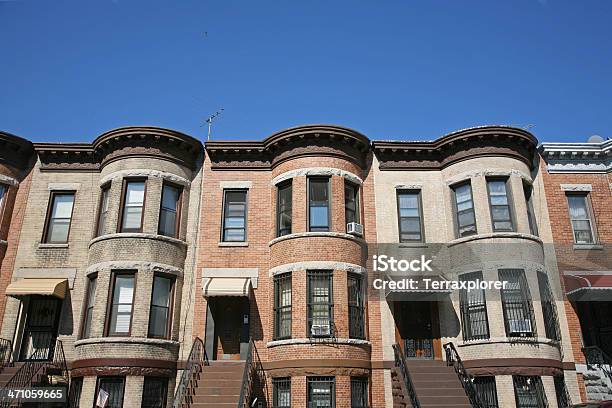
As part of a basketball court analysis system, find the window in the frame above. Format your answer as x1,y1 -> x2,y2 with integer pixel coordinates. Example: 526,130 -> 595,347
523,184 -> 538,236
567,194 -> 596,244
272,377 -> 291,408
95,377 -> 125,408
537,272 -> 561,341
68,377 -> 83,408
42,191 -> 75,243
554,376 -> 571,408
96,185 -> 110,237
487,178 -> 514,232
452,182 -> 477,237
119,180 -> 146,233
158,183 -> 182,238
81,274 -> 97,339
307,271 -> 333,337
513,376 -> 547,408
0,184 -> 7,219
397,190 -> 424,242
308,178 -> 330,232
348,274 -> 365,339
148,275 -> 174,338
106,273 -> 136,336
351,377 -> 368,408
459,271 -> 490,341
499,269 -> 537,338
345,182 -> 360,225
277,181 -> 292,237
473,377 -> 499,408
141,377 -> 168,408
307,377 -> 335,408
273,273 -> 292,340
222,190 -> 247,242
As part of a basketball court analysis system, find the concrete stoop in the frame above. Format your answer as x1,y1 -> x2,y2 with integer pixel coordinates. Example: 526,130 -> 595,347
584,367 -> 612,402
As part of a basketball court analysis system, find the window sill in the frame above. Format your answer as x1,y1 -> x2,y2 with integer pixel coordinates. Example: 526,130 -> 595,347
448,232 -> 542,247
218,242 -> 249,247
269,231 -> 365,246
38,243 -> 69,249
89,233 -> 187,248
266,338 -> 371,347
573,244 -> 603,250
398,242 -> 428,248
74,336 -> 179,347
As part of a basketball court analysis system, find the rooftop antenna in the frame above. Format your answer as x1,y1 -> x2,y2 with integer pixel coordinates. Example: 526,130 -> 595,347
205,108 -> 224,141
522,124 -> 535,131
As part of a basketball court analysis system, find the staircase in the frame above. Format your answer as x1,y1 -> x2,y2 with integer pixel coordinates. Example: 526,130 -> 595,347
404,359 -> 471,407
189,361 -> 245,407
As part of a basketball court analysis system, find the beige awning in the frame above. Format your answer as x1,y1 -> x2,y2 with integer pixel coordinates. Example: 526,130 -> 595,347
5,278 -> 68,299
203,278 -> 251,297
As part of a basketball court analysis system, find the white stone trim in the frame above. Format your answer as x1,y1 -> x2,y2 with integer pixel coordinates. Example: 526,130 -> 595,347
560,183 -> 592,192
99,169 -> 191,187
445,169 -> 532,186
0,174 -> 19,187
271,167 -> 363,186
394,183 -> 422,190
269,231 -> 365,246
74,337 -> 179,347
86,261 -> 183,276
457,336 -> 561,348
219,181 -> 252,189
14,268 -> 77,289
89,233 -> 186,248
269,261 -> 366,277
48,182 -> 80,191
448,232 -> 543,247
201,268 -> 258,289
266,338 -> 371,348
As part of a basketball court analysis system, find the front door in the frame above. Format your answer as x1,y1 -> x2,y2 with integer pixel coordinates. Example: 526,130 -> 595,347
19,296 -> 61,361
212,297 -> 247,360
395,301 -> 438,359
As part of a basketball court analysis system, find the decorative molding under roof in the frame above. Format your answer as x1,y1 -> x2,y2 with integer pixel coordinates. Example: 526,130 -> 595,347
539,140 -> 611,173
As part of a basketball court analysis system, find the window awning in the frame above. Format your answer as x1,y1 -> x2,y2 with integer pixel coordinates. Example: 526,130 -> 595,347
5,278 -> 68,299
203,278 -> 252,297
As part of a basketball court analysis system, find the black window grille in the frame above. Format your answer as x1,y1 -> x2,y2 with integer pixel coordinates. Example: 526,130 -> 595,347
345,182 -> 360,225
537,272 -> 561,342
307,271 -> 333,338
350,377 -> 368,408
95,377 -> 125,408
554,375 -> 571,408
141,377 -> 168,408
277,181 -> 292,237
487,178 -> 515,232
273,273 -> 292,340
272,377 -> 291,408
452,182 -> 477,237
499,269 -> 537,338
222,190 -> 247,242
473,376 -> 499,408
567,194 -> 595,244
513,376 -> 548,408
397,190 -> 424,242
308,178 -> 330,232
68,376 -> 83,408
307,377 -> 335,408
348,274 -> 365,339
524,184 -> 539,236
459,271 -> 490,341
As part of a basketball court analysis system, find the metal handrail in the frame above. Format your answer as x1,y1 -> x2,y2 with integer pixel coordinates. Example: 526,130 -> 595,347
238,339 -> 268,408
0,338 -> 68,408
443,342 -> 485,408
583,345 -> 612,383
392,344 -> 420,408
0,338 -> 13,370
173,337 -> 207,408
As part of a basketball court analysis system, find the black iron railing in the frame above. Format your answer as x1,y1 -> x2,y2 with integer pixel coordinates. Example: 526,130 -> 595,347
0,338 -> 68,408
443,342 -> 486,408
583,345 -> 612,384
0,338 -> 13,371
392,343 -> 420,408
238,339 -> 268,408
173,337 -> 207,408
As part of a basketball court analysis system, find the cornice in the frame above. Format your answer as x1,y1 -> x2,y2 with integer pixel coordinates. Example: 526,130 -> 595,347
373,126 -> 538,170
539,140 -> 611,173
0,131 -> 35,171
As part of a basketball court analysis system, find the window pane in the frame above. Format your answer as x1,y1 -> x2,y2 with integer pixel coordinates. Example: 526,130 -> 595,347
152,276 -> 172,307
158,210 -> 177,236
161,185 -> 179,211
273,378 -> 291,408
122,205 -> 143,230
567,196 -> 588,219
308,378 -> 334,408
488,180 -> 507,195
126,182 -> 145,205
309,179 -> 329,231
51,194 -> 75,218
48,219 -> 70,243
310,207 -> 329,228
223,190 -> 246,242
455,184 -> 472,203
109,275 -> 134,335
97,378 -> 125,408
0,185 -> 6,208
277,182 -> 292,236
159,185 -> 180,237
310,179 -> 329,202
224,229 -> 245,241
149,306 -> 169,338
458,211 -> 475,227
142,378 -> 168,408
345,183 -> 359,224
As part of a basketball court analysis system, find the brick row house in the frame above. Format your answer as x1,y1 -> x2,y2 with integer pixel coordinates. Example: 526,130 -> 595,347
0,124 -> 608,407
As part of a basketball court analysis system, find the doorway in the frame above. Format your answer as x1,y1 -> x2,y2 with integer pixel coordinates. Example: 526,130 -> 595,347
207,297 -> 249,360
19,296 -> 61,361
394,301 -> 441,359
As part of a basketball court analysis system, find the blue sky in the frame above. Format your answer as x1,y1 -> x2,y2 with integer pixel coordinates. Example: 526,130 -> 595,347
1,1 -> 611,143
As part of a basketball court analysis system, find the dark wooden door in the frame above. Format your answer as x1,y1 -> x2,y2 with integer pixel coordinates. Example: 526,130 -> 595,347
20,296 -> 61,361
214,298 -> 243,360
395,301 -> 434,359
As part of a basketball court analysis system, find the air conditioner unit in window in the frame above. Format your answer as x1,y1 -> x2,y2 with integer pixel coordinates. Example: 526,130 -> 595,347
310,324 -> 331,337
347,222 -> 363,237
508,319 -> 532,335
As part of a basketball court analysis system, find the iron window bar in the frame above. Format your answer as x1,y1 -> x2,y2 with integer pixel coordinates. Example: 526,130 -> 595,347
307,376 -> 335,408
537,272 -> 561,342
513,376 -> 548,408
307,271 -> 334,339
473,376 -> 499,408
499,269 -> 538,339
272,377 -> 291,408
459,271 -> 490,341
273,273 -> 292,340
348,274 -> 365,340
